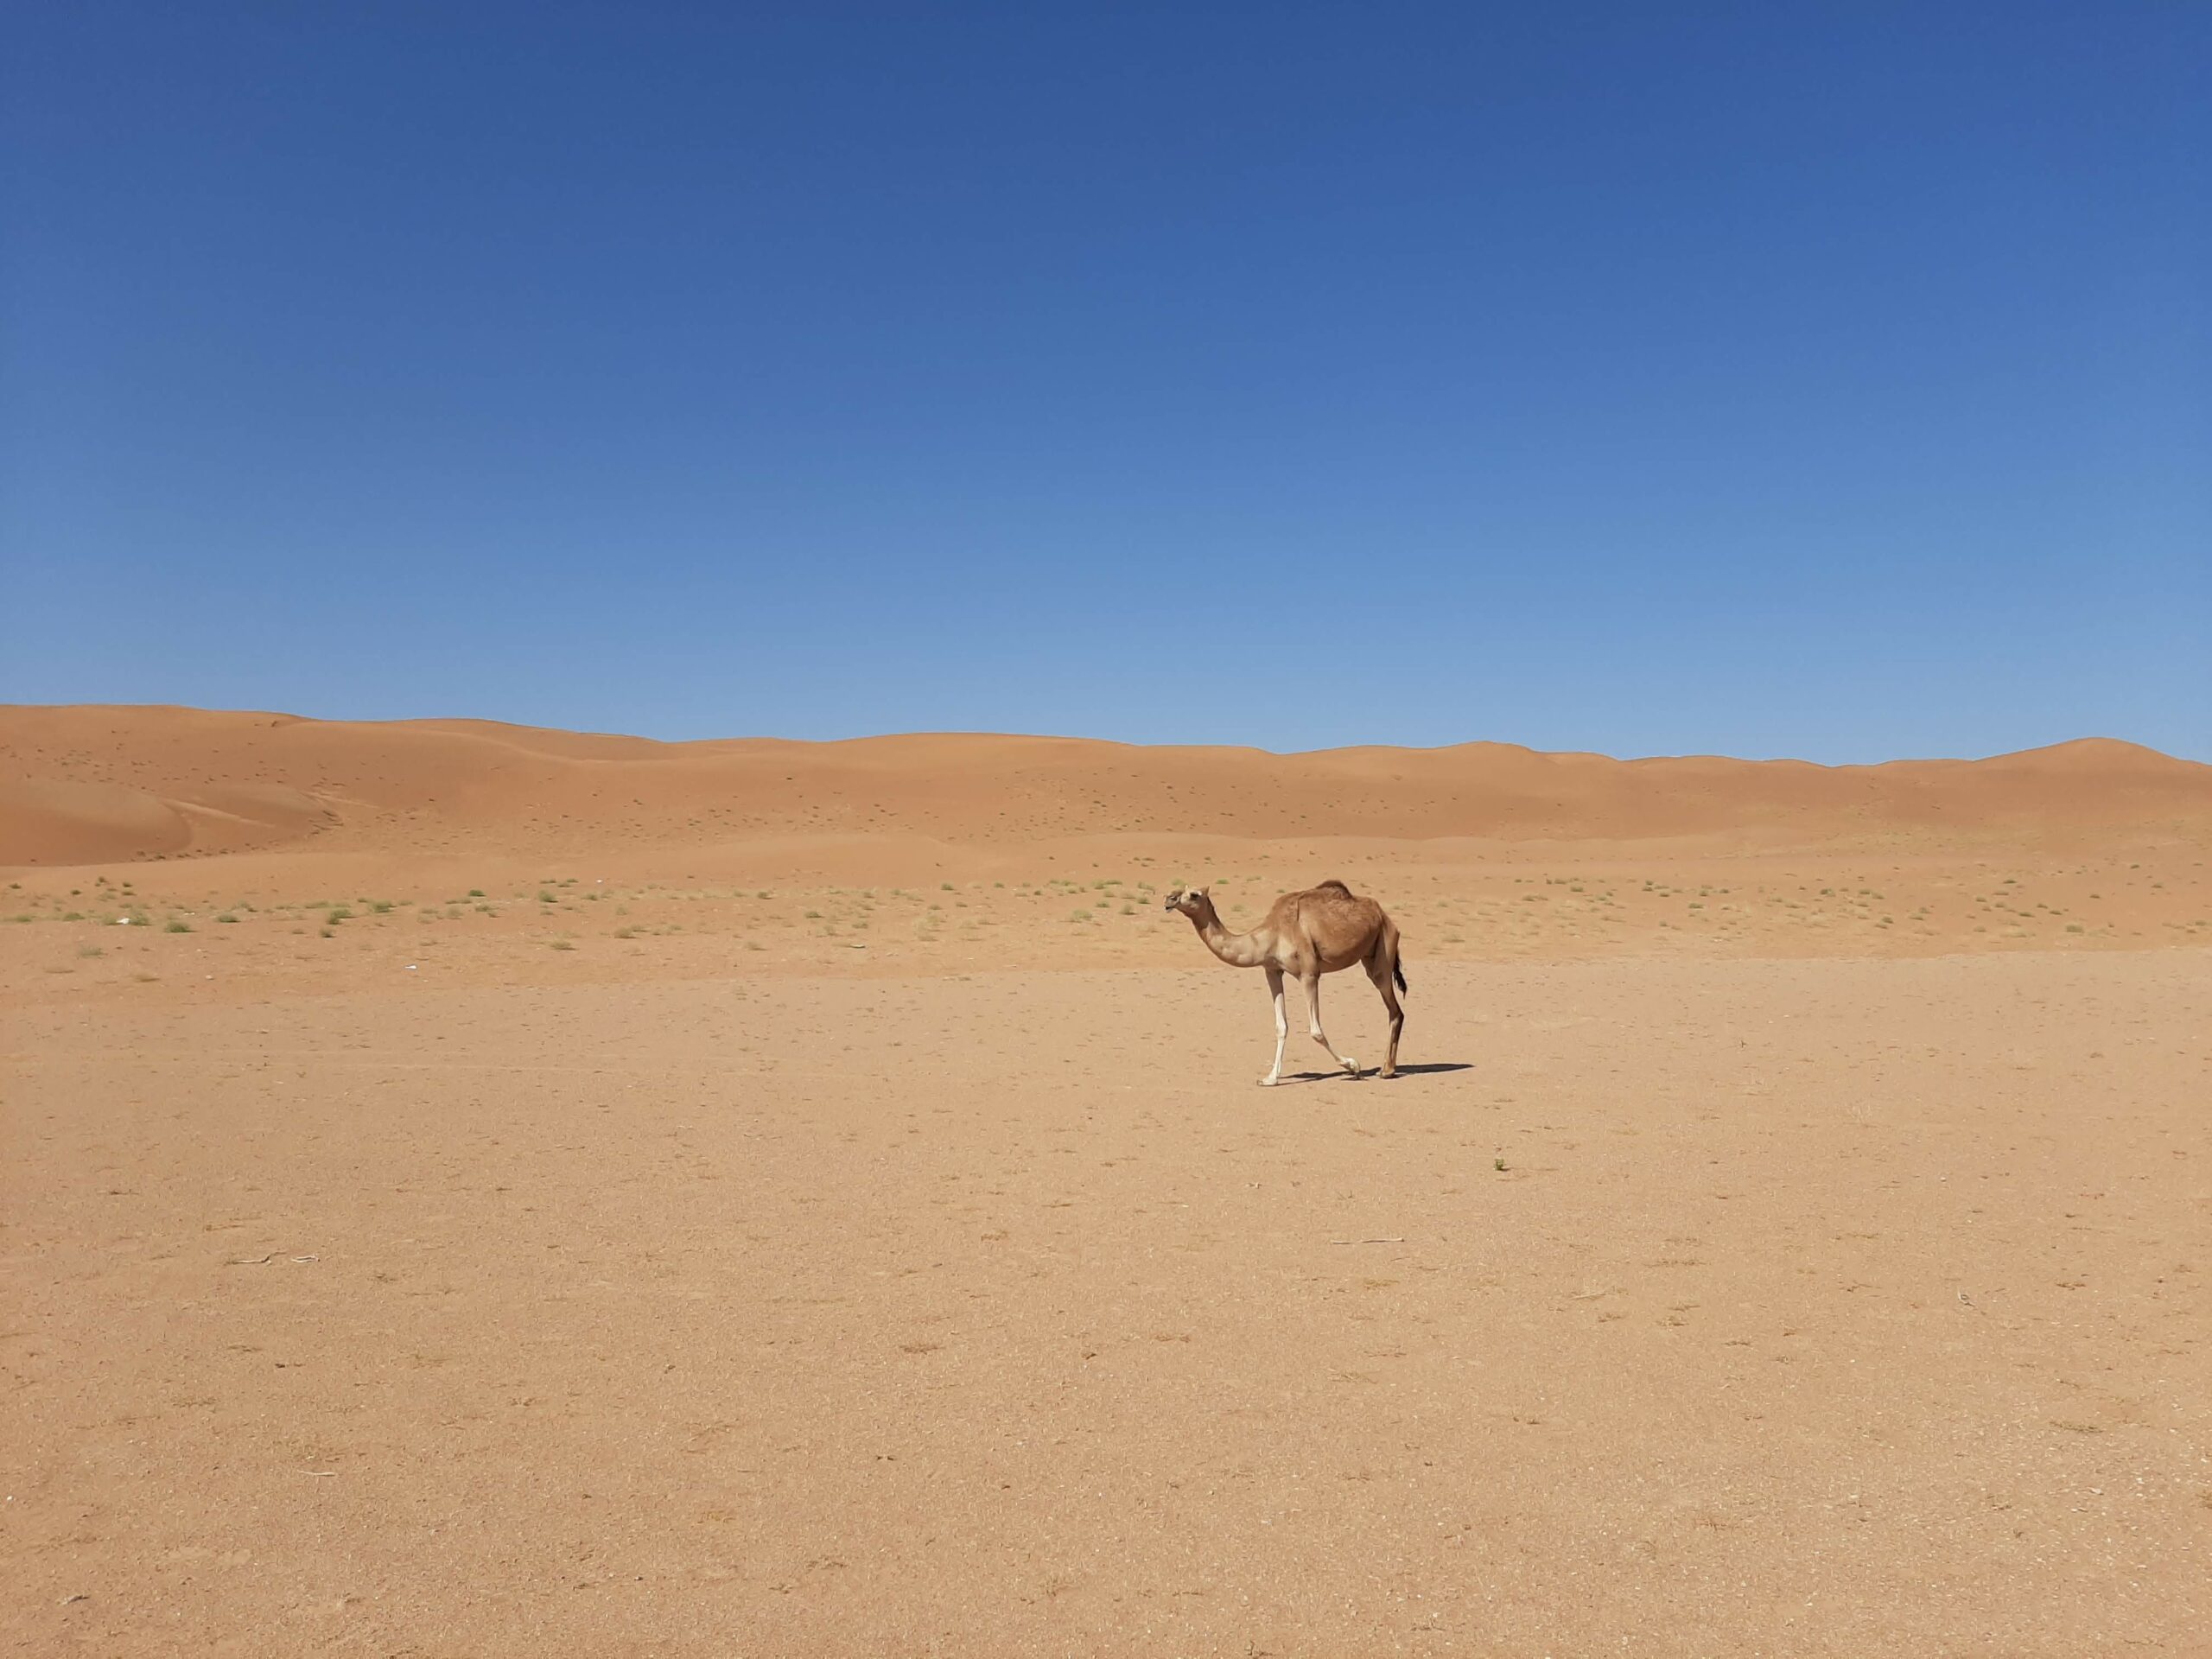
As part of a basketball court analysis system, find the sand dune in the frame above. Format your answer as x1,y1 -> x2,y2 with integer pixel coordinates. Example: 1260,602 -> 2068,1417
6,702 -> 2210,1656
5,704 -> 2208,868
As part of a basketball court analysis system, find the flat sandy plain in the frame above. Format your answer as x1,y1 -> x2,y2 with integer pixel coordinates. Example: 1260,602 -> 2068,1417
4,706 -> 2209,1656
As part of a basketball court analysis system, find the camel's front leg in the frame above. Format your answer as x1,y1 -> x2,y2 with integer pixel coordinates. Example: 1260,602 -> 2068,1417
1260,965 -> 1288,1086
1303,971 -> 1360,1077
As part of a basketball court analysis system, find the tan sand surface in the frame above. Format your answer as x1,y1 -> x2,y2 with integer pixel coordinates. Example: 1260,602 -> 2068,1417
3,707 -> 2209,1653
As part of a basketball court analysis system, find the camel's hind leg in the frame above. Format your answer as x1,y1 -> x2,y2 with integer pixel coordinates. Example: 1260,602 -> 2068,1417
1260,965 -> 1288,1087
1301,971 -> 1360,1078
1366,950 -> 1404,1078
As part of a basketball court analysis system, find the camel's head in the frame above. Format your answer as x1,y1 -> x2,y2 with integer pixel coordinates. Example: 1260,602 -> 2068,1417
1163,886 -> 1210,917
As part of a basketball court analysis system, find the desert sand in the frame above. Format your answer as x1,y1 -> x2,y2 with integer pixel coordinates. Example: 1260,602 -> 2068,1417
4,705 -> 2209,1655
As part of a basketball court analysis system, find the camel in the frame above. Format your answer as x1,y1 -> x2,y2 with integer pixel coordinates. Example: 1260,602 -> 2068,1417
1164,880 -> 1406,1085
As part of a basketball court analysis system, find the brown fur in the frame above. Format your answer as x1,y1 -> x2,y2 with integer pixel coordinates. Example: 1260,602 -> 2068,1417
1165,880 -> 1407,1084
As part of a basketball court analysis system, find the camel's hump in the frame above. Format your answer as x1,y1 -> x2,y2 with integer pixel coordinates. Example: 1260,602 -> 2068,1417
1313,879 -> 1354,896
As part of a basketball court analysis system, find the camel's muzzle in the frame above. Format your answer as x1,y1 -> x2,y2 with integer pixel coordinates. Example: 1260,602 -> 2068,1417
1163,892 -> 1182,911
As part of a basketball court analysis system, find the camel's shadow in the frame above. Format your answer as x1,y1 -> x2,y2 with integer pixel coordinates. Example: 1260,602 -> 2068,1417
1276,1061 -> 1472,1084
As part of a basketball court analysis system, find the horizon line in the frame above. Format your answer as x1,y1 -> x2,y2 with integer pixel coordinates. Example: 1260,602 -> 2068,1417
4,701 -> 2200,773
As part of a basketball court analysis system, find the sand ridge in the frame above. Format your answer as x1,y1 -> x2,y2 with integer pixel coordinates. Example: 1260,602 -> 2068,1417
5,704 -> 2209,868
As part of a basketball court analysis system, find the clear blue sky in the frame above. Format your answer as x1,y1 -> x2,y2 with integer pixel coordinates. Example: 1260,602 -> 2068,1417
5,3 -> 2206,760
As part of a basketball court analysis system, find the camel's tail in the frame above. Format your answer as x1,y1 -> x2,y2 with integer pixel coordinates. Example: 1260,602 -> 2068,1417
1371,922 -> 1408,995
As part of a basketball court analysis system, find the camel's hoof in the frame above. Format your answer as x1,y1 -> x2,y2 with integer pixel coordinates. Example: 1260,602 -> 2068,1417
1258,1075 -> 1281,1088
1342,1058 -> 1361,1077
1378,1067 -> 1399,1080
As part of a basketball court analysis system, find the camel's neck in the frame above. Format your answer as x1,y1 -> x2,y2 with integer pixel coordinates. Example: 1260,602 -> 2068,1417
1185,904 -> 1268,969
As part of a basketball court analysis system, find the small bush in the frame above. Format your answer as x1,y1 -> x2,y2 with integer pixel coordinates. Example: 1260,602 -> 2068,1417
165,920 -> 193,933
